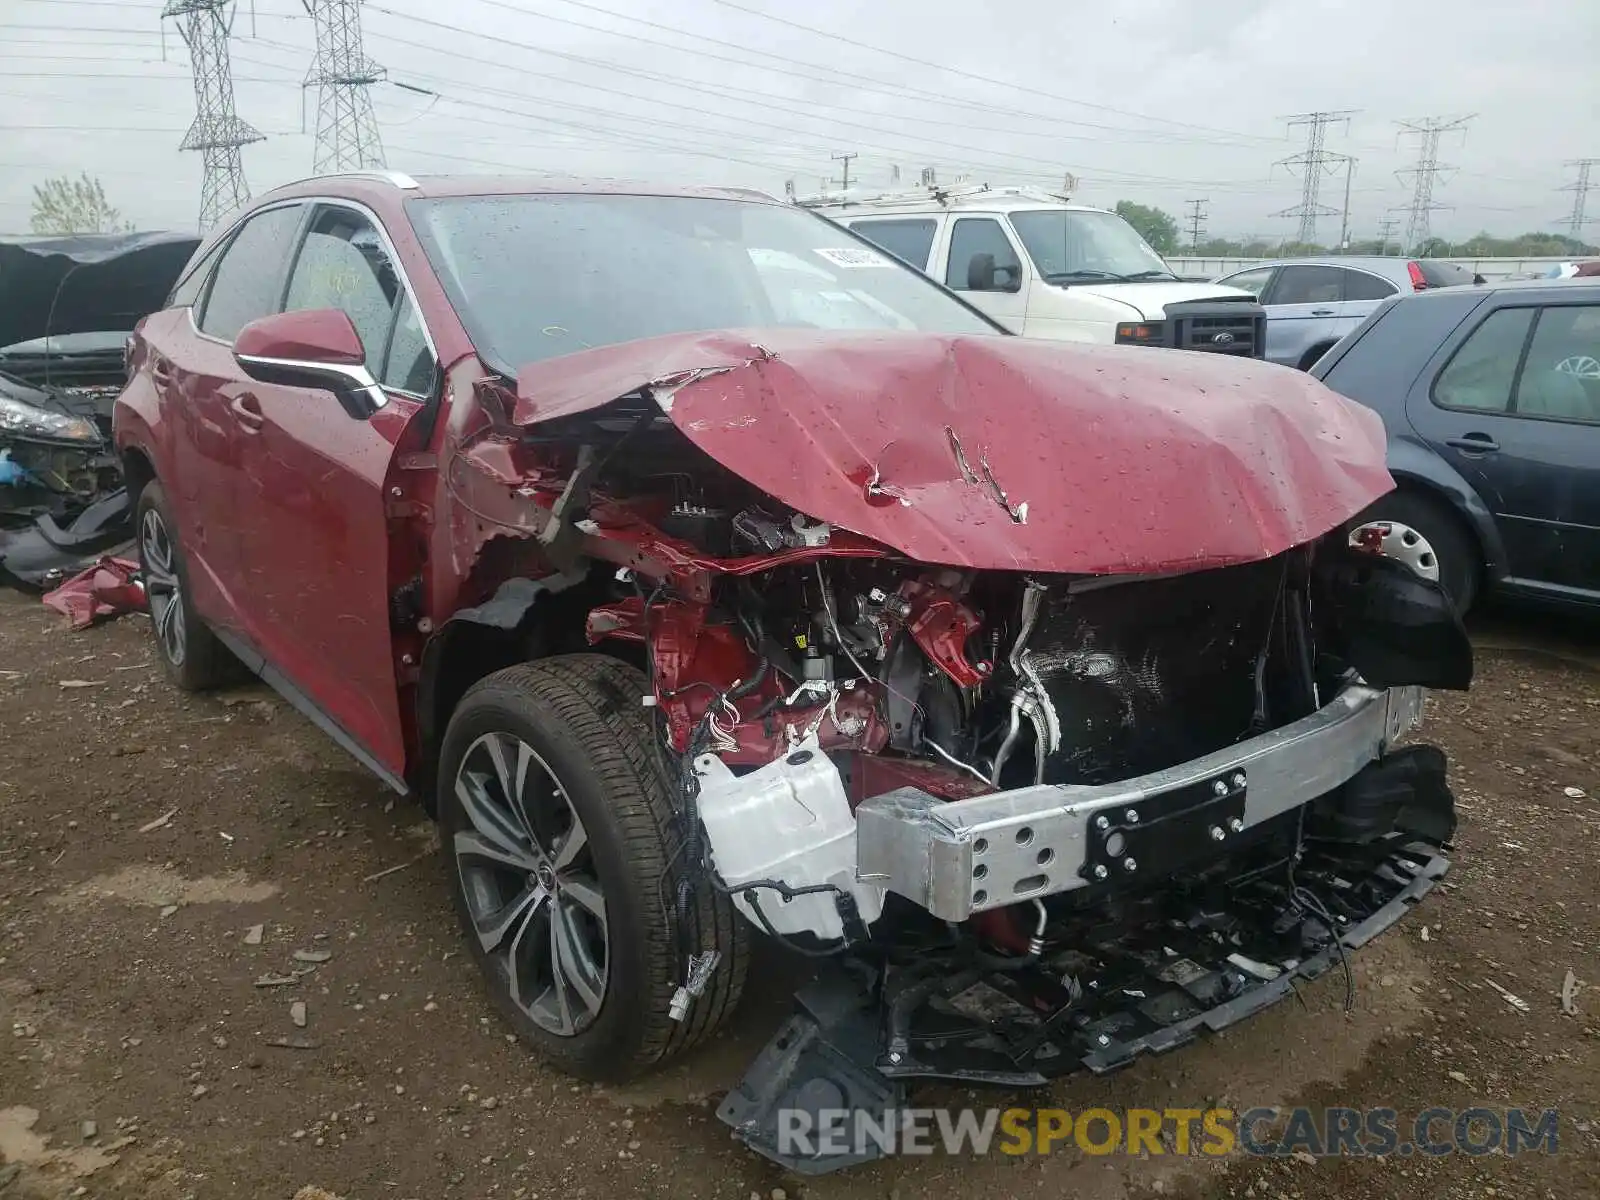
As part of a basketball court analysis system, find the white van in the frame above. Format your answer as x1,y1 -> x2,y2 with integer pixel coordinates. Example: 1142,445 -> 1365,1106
798,184 -> 1267,359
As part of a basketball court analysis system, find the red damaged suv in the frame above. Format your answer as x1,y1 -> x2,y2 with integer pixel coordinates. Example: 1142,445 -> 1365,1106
116,172 -> 1471,1174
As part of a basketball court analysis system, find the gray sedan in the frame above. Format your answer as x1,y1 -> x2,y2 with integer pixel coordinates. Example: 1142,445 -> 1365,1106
1214,257 -> 1481,370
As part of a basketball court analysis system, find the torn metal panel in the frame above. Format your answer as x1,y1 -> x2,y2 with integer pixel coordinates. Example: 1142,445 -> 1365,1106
511,328 -> 1394,576
40,555 -> 145,629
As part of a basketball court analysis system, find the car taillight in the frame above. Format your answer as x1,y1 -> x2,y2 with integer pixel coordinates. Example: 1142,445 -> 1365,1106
1407,261 -> 1428,292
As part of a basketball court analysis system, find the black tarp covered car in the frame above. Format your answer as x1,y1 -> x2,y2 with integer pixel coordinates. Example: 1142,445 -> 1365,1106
0,230 -> 199,589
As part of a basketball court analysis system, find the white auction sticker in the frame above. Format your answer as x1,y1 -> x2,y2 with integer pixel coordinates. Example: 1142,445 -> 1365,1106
814,246 -> 895,269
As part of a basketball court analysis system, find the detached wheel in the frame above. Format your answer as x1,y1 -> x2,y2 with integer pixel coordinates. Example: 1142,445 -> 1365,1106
134,481 -> 231,690
1351,491 -> 1478,614
438,655 -> 748,1082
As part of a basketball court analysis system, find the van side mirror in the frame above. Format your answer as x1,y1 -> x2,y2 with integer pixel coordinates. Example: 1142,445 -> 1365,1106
232,309 -> 386,420
966,253 -> 1022,293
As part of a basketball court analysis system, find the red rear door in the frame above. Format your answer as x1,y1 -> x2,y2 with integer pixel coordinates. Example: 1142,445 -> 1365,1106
154,201 -> 309,628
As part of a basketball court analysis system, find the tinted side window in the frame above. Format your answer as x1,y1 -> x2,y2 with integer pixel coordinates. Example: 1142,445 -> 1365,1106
198,204 -> 305,340
1219,266 -> 1275,297
1341,269 -> 1398,302
1513,304 -> 1600,423
945,218 -> 1021,291
284,206 -> 404,369
848,219 -> 937,270
382,296 -> 435,394
1269,265 -> 1345,305
1433,307 -> 1535,413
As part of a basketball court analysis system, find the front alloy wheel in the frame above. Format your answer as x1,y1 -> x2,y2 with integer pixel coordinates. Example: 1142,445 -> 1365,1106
437,656 -> 748,1082
453,732 -> 609,1037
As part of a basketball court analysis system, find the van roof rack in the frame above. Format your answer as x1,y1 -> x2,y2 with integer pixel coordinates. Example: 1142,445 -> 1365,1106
792,182 -> 1075,211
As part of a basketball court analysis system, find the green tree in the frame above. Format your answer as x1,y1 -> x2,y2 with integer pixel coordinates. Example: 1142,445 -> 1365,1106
29,173 -> 131,235
1113,200 -> 1180,255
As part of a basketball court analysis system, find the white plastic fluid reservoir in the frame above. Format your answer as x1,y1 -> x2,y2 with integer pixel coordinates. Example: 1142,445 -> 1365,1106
692,737 -> 884,941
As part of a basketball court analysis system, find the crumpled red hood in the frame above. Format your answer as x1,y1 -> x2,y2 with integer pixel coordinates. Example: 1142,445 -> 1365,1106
513,328 -> 1393,575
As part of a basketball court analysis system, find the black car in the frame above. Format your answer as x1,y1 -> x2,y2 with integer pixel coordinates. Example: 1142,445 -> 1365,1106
1312,277 -> 1600,613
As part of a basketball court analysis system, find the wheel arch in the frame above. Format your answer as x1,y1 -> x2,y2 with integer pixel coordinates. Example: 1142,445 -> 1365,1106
413,572 -> 641,809
120,444 -> 157,506
1382,441 -> 1506,586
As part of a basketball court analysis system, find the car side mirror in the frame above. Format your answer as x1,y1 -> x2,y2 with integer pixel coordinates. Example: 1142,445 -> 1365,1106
232,309 -> 386,420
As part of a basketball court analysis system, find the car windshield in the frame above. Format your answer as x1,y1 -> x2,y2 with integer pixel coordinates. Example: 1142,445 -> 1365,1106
407,193 -> 999,370
1007,209 -> 1176,282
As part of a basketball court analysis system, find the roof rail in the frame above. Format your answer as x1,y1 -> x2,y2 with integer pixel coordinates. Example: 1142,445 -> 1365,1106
269,169 -> 421,192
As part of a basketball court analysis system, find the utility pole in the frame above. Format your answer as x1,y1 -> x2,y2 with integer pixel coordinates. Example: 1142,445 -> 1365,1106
1559,158 -> 1600,241
830,151 -> 857,191
1376,216 -> 1400,255
1273,110 -> 1357,245
163,0 -> 264,231
1332,155 -> 1359,252
1184,198 -> 1208,250
304,0 -> 387,173
1395,115 -> 1474,254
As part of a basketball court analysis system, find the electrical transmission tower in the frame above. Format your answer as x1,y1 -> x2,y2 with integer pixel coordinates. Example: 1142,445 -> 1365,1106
304,0 -> 387,173
1273,110 -> 1356,244
1184,199 -> 1208,250
1376,216 -> 1400,255
1559,159 -> 1599,240
1395,116 -> 1474,253
163,1 -> 264,231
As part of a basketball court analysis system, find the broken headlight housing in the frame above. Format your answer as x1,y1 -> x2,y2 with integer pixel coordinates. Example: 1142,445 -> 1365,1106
0,394 -> 101,444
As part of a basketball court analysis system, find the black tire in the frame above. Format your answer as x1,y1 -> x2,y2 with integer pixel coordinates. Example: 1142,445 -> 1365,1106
437,654 -> 748,1082
1356,490 -> 1479,614
134,481 -> 232,691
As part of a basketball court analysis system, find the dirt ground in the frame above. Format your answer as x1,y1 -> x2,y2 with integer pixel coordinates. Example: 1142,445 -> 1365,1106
0,590 -> 1596,1200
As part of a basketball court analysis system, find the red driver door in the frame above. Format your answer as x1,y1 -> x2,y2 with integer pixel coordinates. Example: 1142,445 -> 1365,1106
225,202 -> 438,782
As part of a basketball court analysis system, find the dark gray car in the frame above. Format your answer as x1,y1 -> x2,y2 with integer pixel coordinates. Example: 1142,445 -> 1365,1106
1312,277 -> 1600,613
1218,257 -> 1481,370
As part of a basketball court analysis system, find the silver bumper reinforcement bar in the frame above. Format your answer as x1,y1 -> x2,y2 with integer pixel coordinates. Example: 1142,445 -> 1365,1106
855,684 -> 1425,921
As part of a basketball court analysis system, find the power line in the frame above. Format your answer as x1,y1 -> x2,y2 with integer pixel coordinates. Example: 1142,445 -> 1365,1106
162,0 -> 264,231
409,0 -> 1263,147
1184,198 -> 1208,249
305,1 -> 386,172
1394,115 -> 1474,253
1272,110 -> 1356,244
700,0 -> 1284,145
1558,158 -> 1599,240
355,7 -> 1282,193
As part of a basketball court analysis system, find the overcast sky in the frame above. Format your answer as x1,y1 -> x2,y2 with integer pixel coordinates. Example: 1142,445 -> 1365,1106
3,0 -> 1597,245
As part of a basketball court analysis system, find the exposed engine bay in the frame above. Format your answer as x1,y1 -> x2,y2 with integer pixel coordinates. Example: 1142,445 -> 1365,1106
436,332 -> 1474,1175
